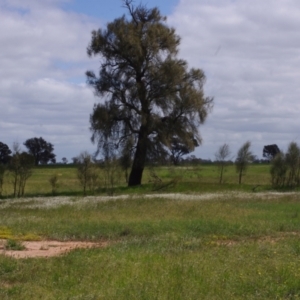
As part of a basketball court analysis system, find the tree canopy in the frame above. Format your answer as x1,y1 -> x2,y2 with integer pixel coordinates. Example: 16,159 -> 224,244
0,142 -> 12,164
263,144 -> 280,161
24,137 -> 56,166
86,0 -> 213,186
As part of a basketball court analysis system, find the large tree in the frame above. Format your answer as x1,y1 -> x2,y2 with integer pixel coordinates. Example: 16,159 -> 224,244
24,137 -> 56,166
86,0 -> 213,186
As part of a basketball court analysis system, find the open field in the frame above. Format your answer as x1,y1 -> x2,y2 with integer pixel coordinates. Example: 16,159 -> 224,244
1,191 -> 300,299
0,163 -> 280,198
1,164 -> 300,299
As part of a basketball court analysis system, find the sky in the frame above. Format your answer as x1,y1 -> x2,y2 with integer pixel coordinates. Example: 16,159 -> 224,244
1,0 -> 300,162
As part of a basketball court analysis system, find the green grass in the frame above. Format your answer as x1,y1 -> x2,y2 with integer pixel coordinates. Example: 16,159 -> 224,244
2,238 -> 300,299
1,194 -> 300,298
0,163 -> 277,198
4,240 -> 25,251
1,195 -> 300,240
1,164 -> 299,299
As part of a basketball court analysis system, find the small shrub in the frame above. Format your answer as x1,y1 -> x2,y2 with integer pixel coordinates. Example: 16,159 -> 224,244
49,174 -> 59,195
5,239 -> 25,251
76,151 -> 100,196
270,152 -> 287,188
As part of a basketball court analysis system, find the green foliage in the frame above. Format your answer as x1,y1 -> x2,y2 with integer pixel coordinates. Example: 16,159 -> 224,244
102,157 -> 121,195
270,152 -> 287,187
4,239 -> 25,251
235,141 -> 255,184
170,137 -> 199,165
8,151 -> 34,198
0,142 -> 12,164
0,164 -> 7,197
76,152 -> 100,196
215,143 -> 231,184
0,162 -> 289,197
48,174 -> 59,195
270,142 -> 300,188
100,143 -> 123,195
23,137 -> 56,165
285,142 -> 300,187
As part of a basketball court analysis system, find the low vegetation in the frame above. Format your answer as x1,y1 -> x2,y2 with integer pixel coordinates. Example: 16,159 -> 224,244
0,192 -> 300,299
0,161 -> 299,299
0,162 -> 282,198
4,239 -> 25,251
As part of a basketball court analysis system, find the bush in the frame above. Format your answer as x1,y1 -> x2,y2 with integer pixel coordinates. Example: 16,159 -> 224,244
270,142 -> 300,188
5,239 -> 25,251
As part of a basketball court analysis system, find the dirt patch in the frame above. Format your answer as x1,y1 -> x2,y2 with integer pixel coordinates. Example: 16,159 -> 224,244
0,239 -> 108,259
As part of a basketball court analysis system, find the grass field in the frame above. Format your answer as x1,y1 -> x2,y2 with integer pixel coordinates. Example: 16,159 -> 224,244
1,164 -> 300,299
0,163 -> 277,198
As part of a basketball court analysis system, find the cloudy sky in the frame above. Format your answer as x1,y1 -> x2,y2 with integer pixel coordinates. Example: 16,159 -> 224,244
1,0 -> 300,162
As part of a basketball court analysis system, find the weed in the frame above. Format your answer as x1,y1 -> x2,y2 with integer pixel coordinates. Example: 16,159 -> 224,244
0,172 -> 300,299
49,174 -> 59,195
5,239 -> 25,251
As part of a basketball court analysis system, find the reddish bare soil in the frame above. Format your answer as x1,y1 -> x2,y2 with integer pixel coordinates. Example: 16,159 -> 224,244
0,239 -> 108,259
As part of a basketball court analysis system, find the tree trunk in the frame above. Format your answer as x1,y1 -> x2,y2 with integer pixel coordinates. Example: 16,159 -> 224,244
238,170 -> 242,184
128,129 -> 148,186
219,165 -> 224,184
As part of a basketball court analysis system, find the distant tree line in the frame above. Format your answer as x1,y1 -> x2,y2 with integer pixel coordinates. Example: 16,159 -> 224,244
1,134 -> 298,197
0,137 -> 56,197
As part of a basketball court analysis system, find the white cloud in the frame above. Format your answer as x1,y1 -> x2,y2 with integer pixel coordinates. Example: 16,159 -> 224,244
0,0 -> 100,160
169,0 -> 300,158
1,0 -> 300,162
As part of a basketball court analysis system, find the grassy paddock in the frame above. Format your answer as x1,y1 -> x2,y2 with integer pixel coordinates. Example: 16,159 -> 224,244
0,163 -> 278,198
1,194 -> 300,298
1,163 -> 299,299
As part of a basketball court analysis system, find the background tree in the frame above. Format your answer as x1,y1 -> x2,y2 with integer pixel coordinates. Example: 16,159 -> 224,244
235,141 -> 254,184
285,142 -> 300,187
0,142 -> 12,164
269,141 -> 300,188
24,137 -> 56,166
62,157 -> 68,164
170,137 -> 199,166
76,151 -> 99,196
101,143 -> 122,195
8,148 -> 34,198
87,0 -> 213,186
72,157 -> 79,164
215,143 -> 231,184
263,144 -> 280,161
0,142 -> 12,196
270,151 -> 287,187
